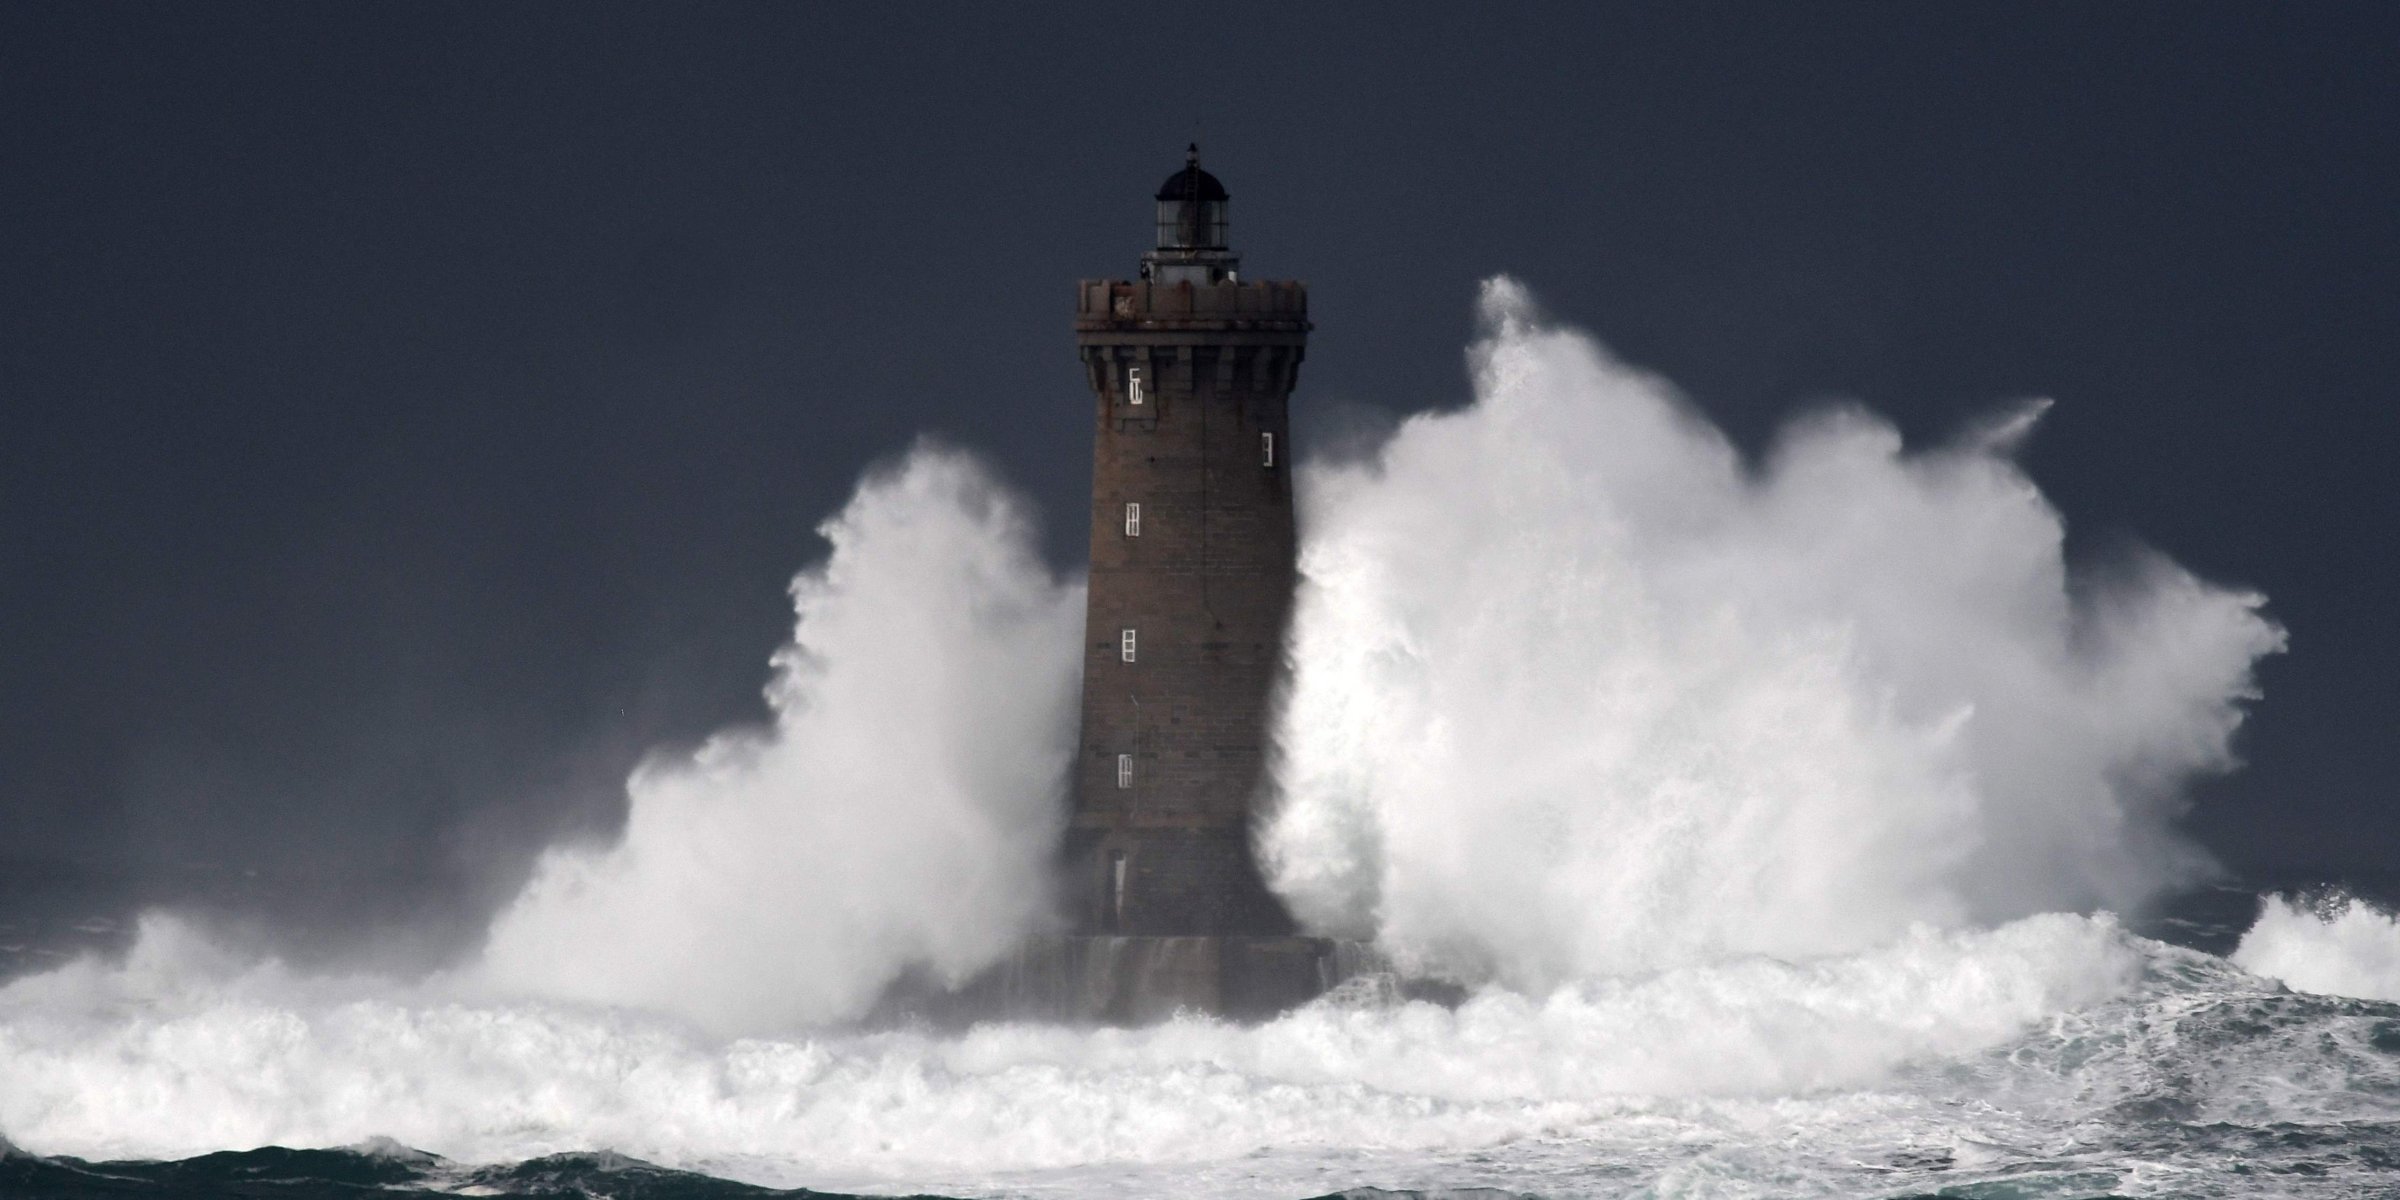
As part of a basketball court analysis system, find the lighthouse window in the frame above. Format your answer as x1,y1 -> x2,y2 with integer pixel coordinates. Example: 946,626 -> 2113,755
1111,851 -> 1128,924
1125,502 -> 1141,536
1127,365 -> 1146,406
1116,754 -> 1133,789
1121,628 -> 1137,662
1262,431 -> 1275,467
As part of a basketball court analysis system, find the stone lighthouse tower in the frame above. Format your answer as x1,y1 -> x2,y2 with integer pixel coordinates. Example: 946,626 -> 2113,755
1068,147 -> 1310,944
891,150 -> 1345,1025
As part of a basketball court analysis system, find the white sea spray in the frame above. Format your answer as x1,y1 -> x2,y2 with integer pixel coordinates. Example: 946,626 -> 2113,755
1264,278 -> 2284,990
2233,893 -> 2400,1003
0,284 -> 2327,1198
475,445 -> 1084,1034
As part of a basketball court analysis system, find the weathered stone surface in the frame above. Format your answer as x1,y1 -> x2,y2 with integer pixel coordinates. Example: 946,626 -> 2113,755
1022,159 -> 1336,1025
1068,278 -> 1310,941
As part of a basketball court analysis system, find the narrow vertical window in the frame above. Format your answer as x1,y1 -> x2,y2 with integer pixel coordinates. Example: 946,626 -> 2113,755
1110,851 -> 1128,926
1127,365 -> 1146,406
1116,753 -> 1133,789
1120,628 -> 1137,662
1124,502 -> 1141,537
1262,431 -> 1275,467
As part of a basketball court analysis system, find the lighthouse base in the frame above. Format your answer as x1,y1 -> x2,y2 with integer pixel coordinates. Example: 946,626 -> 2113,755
875,935 -> 1410,1028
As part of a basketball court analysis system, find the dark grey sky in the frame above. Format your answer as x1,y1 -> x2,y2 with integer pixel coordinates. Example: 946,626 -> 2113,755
3,3 -> 2393,945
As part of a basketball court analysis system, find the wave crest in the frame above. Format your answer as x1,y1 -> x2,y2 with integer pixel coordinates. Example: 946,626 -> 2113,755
1265,277 -> 2283,989
474,445 -> 1084,1033
2233,893 -> 2400,1002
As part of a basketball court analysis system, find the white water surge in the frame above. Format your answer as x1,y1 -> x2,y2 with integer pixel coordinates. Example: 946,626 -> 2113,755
6,909 -> 2398,1198
477,446 -> 1084,1034
0,281 -> 2342,1198
0,910 -> 2145,1180
1266,278 -> 2283,989
2234,893 -> 2400,1003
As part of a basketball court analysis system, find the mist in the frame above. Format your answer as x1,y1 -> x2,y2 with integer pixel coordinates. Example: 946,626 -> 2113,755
1264,278 -> 2286,990
472,447 -> 1083,1033
0,276 -> 2294,1038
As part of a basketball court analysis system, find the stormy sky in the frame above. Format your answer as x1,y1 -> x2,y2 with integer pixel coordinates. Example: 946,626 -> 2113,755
3,3 -> 2393,948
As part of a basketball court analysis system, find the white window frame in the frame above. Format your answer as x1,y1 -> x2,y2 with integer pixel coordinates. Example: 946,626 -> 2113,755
1262,431 -> 1275,467
1116,753 -> 1133,789
1120,628 -> 1137,662
1124,502 -> 1141,537
1127,365 -> 1145,406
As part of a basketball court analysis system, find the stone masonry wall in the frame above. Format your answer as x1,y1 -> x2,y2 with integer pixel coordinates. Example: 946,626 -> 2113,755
1069,279 -> 1308,936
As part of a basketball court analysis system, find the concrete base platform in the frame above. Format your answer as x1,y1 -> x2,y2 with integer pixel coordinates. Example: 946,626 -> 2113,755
876,934 -> 1401,1028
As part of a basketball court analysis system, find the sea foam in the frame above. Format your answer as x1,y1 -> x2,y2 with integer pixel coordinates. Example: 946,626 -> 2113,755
0,910 -> 2142,1187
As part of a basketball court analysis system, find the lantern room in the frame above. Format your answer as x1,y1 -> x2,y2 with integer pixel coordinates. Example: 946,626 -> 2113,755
1155,144 -> 1229,250
1142,145 -> 1241,286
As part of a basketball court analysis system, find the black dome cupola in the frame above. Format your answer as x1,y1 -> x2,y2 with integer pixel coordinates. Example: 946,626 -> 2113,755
1154,144 -> 1230,202
1154,144 -> 1230,252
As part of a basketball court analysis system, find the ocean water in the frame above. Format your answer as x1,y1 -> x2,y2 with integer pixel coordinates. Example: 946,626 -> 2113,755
0,282 -> 2331,1197
5,877 -> 2400,1199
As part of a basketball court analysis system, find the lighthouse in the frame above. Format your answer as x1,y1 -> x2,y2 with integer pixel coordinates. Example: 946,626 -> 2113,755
888,151 -> 1356,1025
1067,147 -> 1311,940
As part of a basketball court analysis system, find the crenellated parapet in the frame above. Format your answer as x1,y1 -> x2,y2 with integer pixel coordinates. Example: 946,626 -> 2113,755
1076,279 -> 1309,431
1074,279 -> 1311,333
